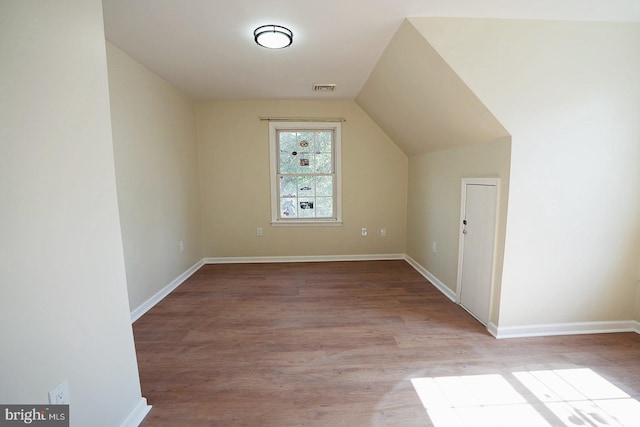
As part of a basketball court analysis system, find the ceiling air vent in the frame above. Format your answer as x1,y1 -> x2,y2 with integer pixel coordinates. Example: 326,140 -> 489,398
312,83 -> 336,92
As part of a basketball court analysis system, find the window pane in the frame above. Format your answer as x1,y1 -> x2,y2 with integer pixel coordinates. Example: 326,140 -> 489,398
280,152 -> 298,174
298,199 -> 315,217
297,154 -> 311,174
280,197 -> 297,218
313,131 -> 332,173
297,176 -> 315,198
316,131 -> 332,152
315,197 -> 333,218
294,133 -> 311,175
280,176 -> 297,197
316,176 -> 333,197
279,132 -> 297,151
297,132 -> 316,148
279,131 -> 299,174
313,153 -> 332,173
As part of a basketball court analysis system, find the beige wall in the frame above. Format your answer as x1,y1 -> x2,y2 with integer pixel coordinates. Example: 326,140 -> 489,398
106,43 -> 202,312
0,1 -> 144,425
636,257 -> 640,322
413,18 -> 640,327
197,100 -> 407,257
636,281 -> 640,323
407,137 -> 511,324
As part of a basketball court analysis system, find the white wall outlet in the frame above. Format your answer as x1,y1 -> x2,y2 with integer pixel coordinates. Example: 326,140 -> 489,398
179,240 -> 184,252
432,241 -> 437,253
361,228 -> 367,236
380,228 -> 387,237
257,227 -> 263,237
49,379 -> 70,404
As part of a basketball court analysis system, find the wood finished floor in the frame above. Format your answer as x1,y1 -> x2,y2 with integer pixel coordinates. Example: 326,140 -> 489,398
134,261 -> 640,426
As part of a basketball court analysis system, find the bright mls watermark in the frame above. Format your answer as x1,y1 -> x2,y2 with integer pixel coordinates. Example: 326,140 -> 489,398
0,406 -> 68,426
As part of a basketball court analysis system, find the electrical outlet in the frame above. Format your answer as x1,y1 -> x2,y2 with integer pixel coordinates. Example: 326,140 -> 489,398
361,228 -> 367,236
257,227 -> 263,237
432,241 -> 437,253
179,240 -> 184,252
380,228 -> 387,237
48,379 -> 70,404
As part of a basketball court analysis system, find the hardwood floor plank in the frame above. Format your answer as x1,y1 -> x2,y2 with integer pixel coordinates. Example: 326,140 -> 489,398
134,261 -> 640,426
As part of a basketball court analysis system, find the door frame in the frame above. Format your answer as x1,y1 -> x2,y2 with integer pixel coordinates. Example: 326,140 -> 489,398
455,177 -> 501,324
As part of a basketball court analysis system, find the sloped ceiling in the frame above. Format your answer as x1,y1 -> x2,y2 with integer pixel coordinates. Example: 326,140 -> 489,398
356,20 -> 509,157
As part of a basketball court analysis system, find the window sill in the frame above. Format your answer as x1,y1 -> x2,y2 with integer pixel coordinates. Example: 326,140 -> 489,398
271,220 -> 343,227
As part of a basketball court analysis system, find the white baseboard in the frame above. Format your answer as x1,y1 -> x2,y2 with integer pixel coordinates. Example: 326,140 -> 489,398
130,259 -> 205,323
119,397 -> 151,427
404,255 -> 457,302
203,253 -> 405,264
493,320 -> 638,339
487,322 -> 499,338
403,257 -> 640,340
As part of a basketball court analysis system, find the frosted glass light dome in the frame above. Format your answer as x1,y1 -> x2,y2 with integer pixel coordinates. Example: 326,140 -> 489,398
254,25 -> 293,49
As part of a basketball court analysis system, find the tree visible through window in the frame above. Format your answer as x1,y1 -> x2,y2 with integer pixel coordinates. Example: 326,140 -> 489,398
269,121 -> 342,224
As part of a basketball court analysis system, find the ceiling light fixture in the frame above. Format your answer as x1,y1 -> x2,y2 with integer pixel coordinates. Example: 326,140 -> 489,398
254,25 -> 293,49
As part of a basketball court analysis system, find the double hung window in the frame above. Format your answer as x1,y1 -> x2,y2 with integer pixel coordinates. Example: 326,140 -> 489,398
269,121 -> 342,225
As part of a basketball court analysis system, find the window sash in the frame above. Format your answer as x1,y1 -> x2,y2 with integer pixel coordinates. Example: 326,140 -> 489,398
276,173 -> 337,220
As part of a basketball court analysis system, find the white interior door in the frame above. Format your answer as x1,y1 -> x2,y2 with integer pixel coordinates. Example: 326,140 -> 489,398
458,181 -> 498,325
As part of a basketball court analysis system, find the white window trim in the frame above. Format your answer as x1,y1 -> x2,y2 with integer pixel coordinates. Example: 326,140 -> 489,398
269,121 -> 342,226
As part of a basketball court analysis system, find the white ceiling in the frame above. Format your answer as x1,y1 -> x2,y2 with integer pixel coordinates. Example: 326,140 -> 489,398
102,0 -> 640,100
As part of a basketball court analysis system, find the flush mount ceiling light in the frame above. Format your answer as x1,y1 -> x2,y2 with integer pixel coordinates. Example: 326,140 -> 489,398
254,25 -> 293,49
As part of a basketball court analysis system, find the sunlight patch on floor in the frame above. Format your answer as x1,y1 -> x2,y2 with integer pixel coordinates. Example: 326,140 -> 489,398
411,369 -> 640,427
